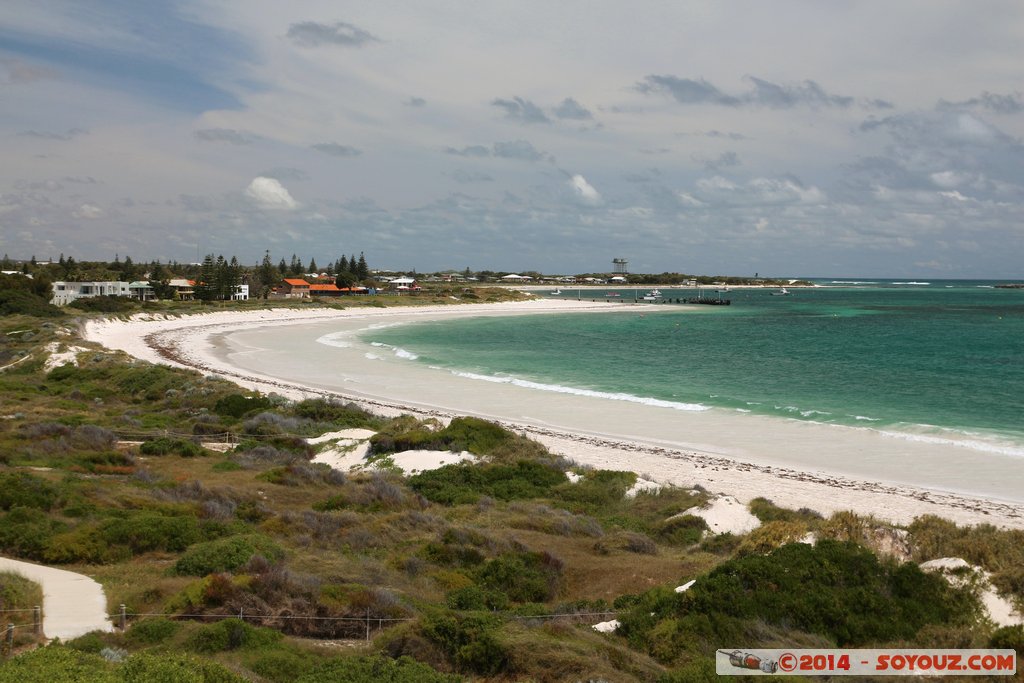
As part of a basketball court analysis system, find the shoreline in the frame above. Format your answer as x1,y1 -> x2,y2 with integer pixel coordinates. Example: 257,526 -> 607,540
83,302 -> 1024,529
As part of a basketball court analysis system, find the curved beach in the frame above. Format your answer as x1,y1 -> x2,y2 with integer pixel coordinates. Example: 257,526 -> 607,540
84,301 -> 1024,529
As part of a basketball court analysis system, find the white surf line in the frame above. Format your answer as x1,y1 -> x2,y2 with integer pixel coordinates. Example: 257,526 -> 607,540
0,556 -> 115,640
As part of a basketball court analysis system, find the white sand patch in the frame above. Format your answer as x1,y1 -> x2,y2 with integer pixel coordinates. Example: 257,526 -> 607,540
386,450 -> 474,474
675,579 -> 697,593
43,342 -> 90,372
625,477 -> 662,498
592,619 -> 620,633
308,428 -> 377,445
312,441 -> 371,471
565,471 -> 582,483
920,557 -> 1022,627
688,495 -> 761,535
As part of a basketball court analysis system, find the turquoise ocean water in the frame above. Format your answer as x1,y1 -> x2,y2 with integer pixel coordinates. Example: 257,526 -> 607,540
363,280 -> 1024,457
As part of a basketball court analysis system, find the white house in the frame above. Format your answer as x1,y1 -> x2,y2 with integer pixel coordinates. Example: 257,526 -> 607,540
500,274 -> 533,281
51,281 -> 131,306
231,284 -> 249,301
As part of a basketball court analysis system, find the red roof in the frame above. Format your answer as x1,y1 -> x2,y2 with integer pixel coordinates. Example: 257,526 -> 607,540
283,278 -> 309,287
309,284 -> 340,292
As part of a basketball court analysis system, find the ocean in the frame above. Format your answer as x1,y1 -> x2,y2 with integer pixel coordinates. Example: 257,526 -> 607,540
362,280 -> 1024,458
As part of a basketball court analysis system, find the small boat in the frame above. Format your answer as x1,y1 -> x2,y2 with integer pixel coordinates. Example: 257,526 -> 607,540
771,287 -> 791,296
716,286 -> 731,293
640,289 -> 661,301
551,288 -> 562,295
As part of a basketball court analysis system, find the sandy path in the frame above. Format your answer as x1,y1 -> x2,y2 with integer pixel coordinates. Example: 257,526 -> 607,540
0,557 -> 114,640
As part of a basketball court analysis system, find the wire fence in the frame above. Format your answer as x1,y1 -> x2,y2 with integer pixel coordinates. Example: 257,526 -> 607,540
1,603 -> 620,657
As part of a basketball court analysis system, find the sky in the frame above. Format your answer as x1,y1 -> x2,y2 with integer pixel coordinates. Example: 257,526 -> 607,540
2,1 -> 1023,278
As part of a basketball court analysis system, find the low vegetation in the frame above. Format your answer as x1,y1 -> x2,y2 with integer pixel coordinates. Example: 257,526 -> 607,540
0,306 -> 1018,681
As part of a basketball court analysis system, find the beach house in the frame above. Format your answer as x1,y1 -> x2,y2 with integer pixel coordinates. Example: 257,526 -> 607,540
282,278 -> 311,298
51,281 -> 131,306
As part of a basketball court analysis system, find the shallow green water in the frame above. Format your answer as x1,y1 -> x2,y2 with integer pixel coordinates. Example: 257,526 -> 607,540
363,280 -> 1024,456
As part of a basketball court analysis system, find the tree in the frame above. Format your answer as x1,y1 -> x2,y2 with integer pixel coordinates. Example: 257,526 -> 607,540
356,252 -> 369,280
335,271 -> 357,288
278,258 -> 287,274
308,257 -> 318,275
195,254 -> 216,301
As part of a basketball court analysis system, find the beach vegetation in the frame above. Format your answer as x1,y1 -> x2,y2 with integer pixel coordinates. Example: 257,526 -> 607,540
138,436 -> 207,457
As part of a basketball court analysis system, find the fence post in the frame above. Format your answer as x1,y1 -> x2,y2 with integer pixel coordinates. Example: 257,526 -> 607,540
365,608 -> 370,641
33,606 -> 41,637
4,623 -> 12,657
119,604 -> 127,631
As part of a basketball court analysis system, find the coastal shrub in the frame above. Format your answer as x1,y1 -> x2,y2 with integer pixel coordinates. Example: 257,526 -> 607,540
551,469 -> 637,511
474,551 -> 563,603
749,497 -> 823,525
654,514 -> 708,546
989,625 -> 1024,658
0,471 -> 59,511
214,393 -> 274,419
735,521 -> 810,556
420,609 -> 509,676
243,411 -> 311,436
292,398 -> 381,429
174,534 -> 284,576
446,583 -> 509,611
186,618 -> 282,653
99,512 -> 203,554
0,645 -> 117,683
139,436 -> 206,457
120,652 -> 248,682
126,617 -> 181,645
68,295 -> 137,313
0,506 -> 65,560
248,649 -> 317,682
621,539 -> 977,653
408,459 -> 566,505
295,655 -> 461,683
370,416 -> 514,455
0,571 -> 41,612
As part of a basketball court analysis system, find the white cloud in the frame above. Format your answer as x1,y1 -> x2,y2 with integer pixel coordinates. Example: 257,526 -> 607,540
569,174 -> 602,204
73,204 -> 103,219
245,177 -> 297,209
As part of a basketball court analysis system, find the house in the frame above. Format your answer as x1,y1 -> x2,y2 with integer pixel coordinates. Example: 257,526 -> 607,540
231,284 -> 249,301
282,278 -> 311,298
308,284 -> 341,297
51,281 -> 131,306
500,274 -> 533,282
167,278 -> 195,301
128,281 -> 155,301
387,276 -> 418,292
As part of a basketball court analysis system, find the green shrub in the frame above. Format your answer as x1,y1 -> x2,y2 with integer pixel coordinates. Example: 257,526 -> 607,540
120,651 -> 248,682
295,655 -> 460,683
621,539 -> 977,655
68,296 -> 138,313
0,289 -> 62,318
654,515 -> 708,546
0,471 -> 59,511
214,393 -> 273,419
446,584 -> 509,611
126,617 -> 181,645
292,398 -> 380,429
139,437 -> 206,457
174,534 -> 284,576
989,624 -> 1024,658
421,610 -> 509,676
0,506 -> 66,560
0,644 -> 116,683
100,512 -> 203,553
371,416 -> 514,455
749,497 -> 823,525
474,552 -> 563,603
552,469 -> 636,511
408,460 -> 565,505
185,618 -> 282,653
248,649 -> 317,683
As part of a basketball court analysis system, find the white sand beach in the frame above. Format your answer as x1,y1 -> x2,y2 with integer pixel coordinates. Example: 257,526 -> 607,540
83,301 -> 1024,529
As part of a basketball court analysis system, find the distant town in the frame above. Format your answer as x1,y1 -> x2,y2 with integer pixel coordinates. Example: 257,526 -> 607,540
0,252 -> 796,310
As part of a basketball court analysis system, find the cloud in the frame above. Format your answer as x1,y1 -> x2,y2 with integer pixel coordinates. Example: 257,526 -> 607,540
259,167 -> 309,182
492,140 -> 550,162
17,128 -> 87,141
693,151 -> 741,172
636,74 -> 862,109
311,142 -> 362,157
569,174 -> 602,204
553,97 -> 593,120
0,57 -> 59,84
286,21 -> 378,48
635,75 -> 740,106
194,128 -> 258,145
745,76 -> 853,108
443,145 -> 491,157
73,204 -> 103,219
245,177 -> 297,209
938,91 -> 1024,114
405,97 -> 427,107
492,96 -> 551,124
451,169 -> 494,183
